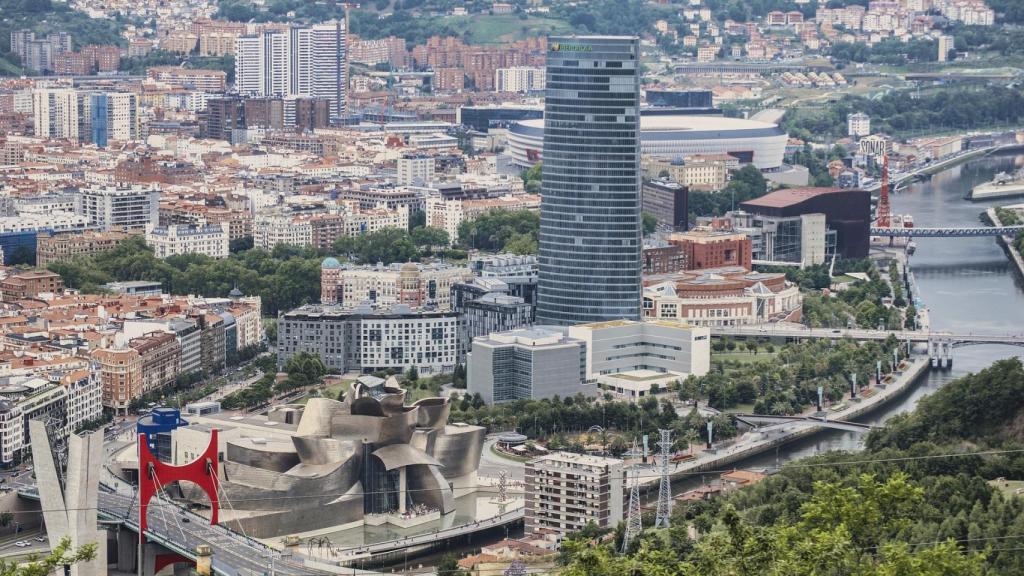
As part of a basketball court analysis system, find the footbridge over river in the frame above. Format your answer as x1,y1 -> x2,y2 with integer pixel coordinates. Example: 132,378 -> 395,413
734,413 -> 875,433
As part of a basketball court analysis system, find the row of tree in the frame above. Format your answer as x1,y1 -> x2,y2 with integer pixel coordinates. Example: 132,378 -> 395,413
784,85 -> 1024,141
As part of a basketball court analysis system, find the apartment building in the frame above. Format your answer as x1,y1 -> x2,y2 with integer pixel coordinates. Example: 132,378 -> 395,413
0,270 -> 64,300
525,452 -> 625,539
76,184 -> 161,231
145,223 -> 229,259
320,259 -> 472,310
35,230 -> 136,267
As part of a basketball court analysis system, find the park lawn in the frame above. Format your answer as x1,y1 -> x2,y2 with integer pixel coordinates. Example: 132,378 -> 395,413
296,379 -> 353,405
442,13 -> 573,44
989,479 -> 1024,498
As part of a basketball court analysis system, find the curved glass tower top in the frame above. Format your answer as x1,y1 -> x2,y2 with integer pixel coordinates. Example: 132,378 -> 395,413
536,36 -> 642,326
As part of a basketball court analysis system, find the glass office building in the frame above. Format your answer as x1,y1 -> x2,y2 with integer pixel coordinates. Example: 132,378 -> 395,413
536,36 -> 642,325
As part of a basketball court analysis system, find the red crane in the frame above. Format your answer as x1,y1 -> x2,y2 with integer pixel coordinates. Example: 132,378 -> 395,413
876,154 -> 891,228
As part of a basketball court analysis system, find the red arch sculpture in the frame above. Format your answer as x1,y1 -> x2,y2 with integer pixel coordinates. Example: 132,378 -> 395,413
138,429 -> 220,536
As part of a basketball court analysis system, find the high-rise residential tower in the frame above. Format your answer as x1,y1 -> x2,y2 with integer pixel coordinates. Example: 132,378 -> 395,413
234,21 -> 346,117
536,36 -> 642,325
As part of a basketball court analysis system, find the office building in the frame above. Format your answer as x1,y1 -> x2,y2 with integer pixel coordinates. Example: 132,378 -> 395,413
536,36 -> 643,325
467,327 -> 586,403
278,304 -> 460,375
525,452 -> 624,539
460,292 -> 533,354
75,184 -> 161,231
642,180 -> 689,231
470,253 -> 539,308
145,223 -> 229,259
735,187 -> 871,262
567,320 -> 710,398
847,112 -> 871,138
495,67 -> 545,93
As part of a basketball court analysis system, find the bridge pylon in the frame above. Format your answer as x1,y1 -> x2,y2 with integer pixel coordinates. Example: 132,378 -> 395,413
138,430 -> 220,554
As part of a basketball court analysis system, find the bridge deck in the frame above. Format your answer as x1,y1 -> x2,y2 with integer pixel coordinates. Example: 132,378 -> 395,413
871,225 -> 1024,238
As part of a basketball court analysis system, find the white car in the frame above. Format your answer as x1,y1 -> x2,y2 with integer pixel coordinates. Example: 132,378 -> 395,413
14,541 -> 28,547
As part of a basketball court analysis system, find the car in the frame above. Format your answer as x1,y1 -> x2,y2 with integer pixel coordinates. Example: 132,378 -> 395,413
14,541 -> 28,547
181,517 -> 190,523
35,536 -> 45,542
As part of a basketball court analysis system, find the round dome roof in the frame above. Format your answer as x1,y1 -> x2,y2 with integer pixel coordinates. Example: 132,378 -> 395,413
321,257 -> 342,269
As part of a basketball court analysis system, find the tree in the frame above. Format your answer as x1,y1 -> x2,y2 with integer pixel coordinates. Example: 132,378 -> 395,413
281,352 -> 327,390
0,537 -> 96,576
437,553 -> 467,576
0,512 -> 12,527
641,212 -> 658,235
456,208 -> 539,252
503,232 -> 538,255
405,365 -> 419,383
409,226 -> 449,248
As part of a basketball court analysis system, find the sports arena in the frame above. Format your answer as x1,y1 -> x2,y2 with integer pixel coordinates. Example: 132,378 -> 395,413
506,114 -> 788,171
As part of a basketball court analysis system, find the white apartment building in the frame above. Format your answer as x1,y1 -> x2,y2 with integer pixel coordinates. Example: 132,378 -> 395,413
937,35 -> 954,62
145,223 -> 230,259
33,88 -> 80,141
425,194 -> 541,245
397,155 -> 434,185
235,21 -> 347,116
0,372 -> 102,466
320,260 -> 472,309
495,67 -> 545,93
253,211 -> 313,250
525,452 -> 625,539
75,184 -> 161,231
848,112 -> 871,138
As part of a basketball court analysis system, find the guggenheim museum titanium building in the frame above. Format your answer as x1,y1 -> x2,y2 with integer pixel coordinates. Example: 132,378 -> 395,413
507,114 -> 789,171
536,35 -> 644,326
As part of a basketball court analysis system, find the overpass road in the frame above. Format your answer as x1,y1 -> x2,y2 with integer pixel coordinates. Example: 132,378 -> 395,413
710,325 -> 1024,346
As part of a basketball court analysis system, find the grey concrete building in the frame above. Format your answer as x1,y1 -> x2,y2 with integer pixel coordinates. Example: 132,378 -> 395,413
536,36 -> 642,325
467,327 -> 588,403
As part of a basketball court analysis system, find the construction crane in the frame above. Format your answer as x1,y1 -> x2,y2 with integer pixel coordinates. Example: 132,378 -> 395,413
876,154 -> 892,228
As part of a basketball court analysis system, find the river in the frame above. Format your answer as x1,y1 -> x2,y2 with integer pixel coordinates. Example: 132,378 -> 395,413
732,152 -> 1024,471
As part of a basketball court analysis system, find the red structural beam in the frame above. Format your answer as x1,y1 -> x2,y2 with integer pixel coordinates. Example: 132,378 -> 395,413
138,429 -> 220,537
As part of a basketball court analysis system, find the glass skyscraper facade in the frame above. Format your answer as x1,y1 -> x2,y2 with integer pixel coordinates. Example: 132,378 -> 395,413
536,36 -> 642,325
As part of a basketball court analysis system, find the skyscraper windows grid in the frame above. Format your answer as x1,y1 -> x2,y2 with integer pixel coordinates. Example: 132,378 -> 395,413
536,36 -> 643,325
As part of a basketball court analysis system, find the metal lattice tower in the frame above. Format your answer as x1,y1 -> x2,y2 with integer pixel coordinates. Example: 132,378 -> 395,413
498,469 -> 508,503
877,154 -> 892,228
621,471 -> 642,553
654,429 -> 673,528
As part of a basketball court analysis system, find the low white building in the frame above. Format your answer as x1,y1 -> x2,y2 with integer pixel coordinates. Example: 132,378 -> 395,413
145,223 -> 229,259
567,320 -> 711,399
